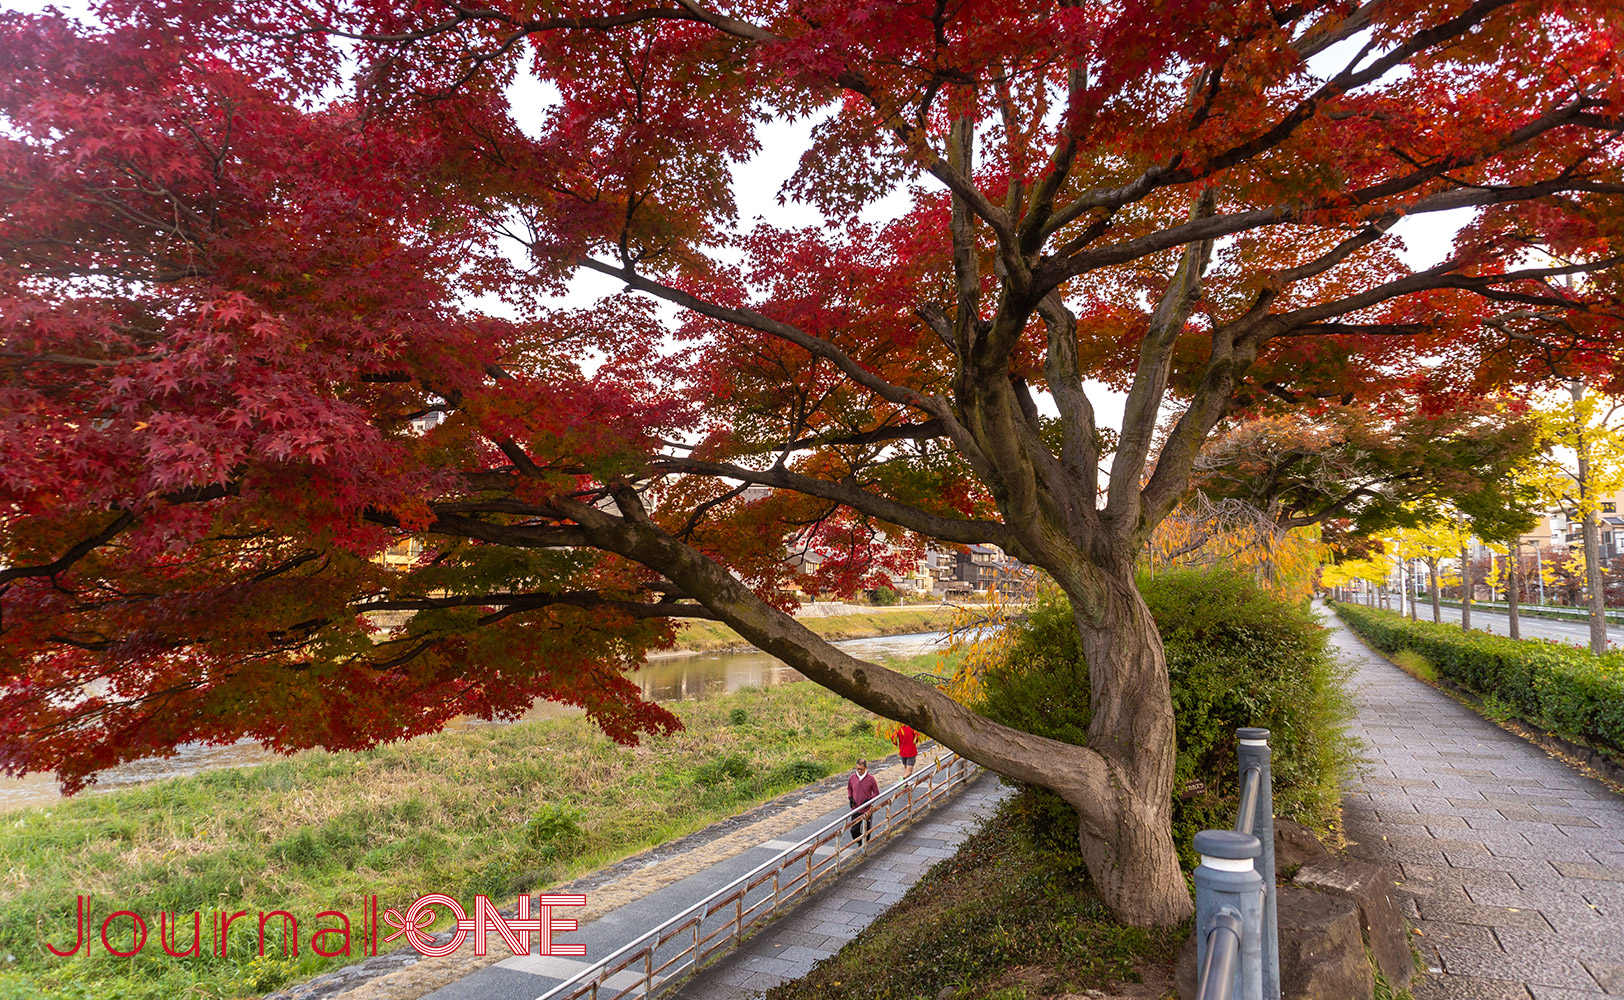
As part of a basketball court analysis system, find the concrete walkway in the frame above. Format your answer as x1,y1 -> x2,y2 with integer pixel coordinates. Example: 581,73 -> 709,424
396,766 -> 1006,1000
1329,613 -> 1624,1000
664,771 -> 1011,1000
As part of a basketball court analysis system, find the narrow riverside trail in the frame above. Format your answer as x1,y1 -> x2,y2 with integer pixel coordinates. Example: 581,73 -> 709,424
280,753 -> 994,1000
1327,608 -> 1624,1000
662,772 -> 1011,1000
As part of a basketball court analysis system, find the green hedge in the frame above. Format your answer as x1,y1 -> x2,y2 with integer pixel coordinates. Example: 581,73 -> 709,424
979,570 -> 1358,864
1333,601 -> 1624,755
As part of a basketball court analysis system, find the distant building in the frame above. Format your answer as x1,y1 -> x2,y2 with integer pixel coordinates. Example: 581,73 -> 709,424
954,544 -> 1023,595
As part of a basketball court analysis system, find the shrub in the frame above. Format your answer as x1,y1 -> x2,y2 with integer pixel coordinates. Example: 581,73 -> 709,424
524,803 -> 584,847
774,759 -> 830,785
848,719 -> 872,736
729,707 -> 749,726
1332,602 -> 1624,755
978,569 -> 1357,863
692,752 -> 752,787
872,586 -> 901,607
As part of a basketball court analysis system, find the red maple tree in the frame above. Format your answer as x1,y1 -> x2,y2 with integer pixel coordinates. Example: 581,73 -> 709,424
3,0 -> 1623,923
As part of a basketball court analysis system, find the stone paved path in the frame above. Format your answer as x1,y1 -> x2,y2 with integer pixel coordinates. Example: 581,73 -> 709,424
665,770 -> 1011,1000
1329,611 -> 1624,1000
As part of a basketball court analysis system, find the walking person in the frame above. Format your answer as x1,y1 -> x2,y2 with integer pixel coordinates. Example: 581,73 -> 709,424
894,723 -> 918,779
846,758 -> 879,845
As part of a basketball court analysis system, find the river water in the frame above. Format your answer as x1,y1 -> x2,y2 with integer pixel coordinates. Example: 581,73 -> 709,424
0,630 -> 950,813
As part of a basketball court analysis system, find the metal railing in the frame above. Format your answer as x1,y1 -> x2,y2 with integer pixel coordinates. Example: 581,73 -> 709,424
536,751 -> 979,1000
1193,728 -> 1279,1000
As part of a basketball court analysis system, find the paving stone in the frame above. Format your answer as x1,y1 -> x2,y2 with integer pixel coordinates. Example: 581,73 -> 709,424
1499,808 -> 1607,828
1445,853 -> 1562,877
1583,962 -> 1624,994
1381,811 -> 1472,827
1485,839 -> 1602,863
1419,920 -> 1504,952
1401,861 -> 1519,891
1526,987 -> 1608,1000
738,954 -> 802,977
767,929 -> 838,950
1418,899 -> 1555,930
1436,944 -> 1601,990
837,899 -> 885,915
1496,926 -> 1624,966
1552,861 -> 1624,883
1413,974 -> 1534,1000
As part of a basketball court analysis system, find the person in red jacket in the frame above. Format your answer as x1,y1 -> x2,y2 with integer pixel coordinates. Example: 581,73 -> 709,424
895,724 -> 918,778
846,758 -> 879,844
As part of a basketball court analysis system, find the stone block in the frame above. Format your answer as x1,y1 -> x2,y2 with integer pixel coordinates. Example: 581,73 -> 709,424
1296,858 -> 1415,990
1176,887 -> 1375,1000
1276,817 -> 1330,869
1278,885 -> 1374,1000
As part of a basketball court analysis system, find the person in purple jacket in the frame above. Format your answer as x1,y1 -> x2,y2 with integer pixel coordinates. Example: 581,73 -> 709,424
846,758 -> 879,844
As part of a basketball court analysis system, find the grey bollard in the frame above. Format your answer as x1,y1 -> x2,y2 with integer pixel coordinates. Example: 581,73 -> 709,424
1237,728 -> 1279,1000
1194,829 -> 1264,1000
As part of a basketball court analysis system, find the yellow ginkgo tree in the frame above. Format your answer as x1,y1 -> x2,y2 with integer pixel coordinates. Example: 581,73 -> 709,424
1525,383 -> 1624,652
1388,520 -> 1470,624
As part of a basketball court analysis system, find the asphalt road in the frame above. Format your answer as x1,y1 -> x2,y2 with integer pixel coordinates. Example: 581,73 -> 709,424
1359,599 -> 1624,647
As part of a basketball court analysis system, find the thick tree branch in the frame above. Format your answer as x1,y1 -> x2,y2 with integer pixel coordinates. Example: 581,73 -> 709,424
0,511 -> 135,588
359,591 -> 721,621
1107,190 -> 1216,524
651,455 -> 1019,549
1037,291 -> 1100,500
547,494 -> 1108,798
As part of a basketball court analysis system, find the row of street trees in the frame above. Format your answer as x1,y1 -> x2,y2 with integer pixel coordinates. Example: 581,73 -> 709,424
1323,383 -> 1624,651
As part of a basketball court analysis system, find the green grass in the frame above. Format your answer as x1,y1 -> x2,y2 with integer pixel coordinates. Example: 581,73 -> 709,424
1391,649 -> 1439,683
673,608 -> 956,652
765,804 -> 1185,1000
0,683 -> 896,1000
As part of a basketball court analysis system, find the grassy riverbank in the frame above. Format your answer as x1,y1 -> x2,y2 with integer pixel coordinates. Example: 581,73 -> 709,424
0,684 -> 895,1000
672,607 -> 958,652
767,804 -> 1184,1000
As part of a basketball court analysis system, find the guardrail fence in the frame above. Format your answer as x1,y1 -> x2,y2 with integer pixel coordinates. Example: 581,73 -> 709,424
1193,727 -> 1280,1000
537,750 -> 979,1000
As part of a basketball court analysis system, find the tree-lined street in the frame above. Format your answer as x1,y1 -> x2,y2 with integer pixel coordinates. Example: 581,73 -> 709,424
1366,603 -> 1624,648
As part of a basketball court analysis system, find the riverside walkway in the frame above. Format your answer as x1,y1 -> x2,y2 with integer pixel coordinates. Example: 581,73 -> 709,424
295,755 -> 1007,1000
424,770 -> 1008,1000
1329,610 -> 1624,1000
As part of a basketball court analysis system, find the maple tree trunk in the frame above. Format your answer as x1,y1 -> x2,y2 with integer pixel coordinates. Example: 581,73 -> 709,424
1062,568 -> 1188,926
